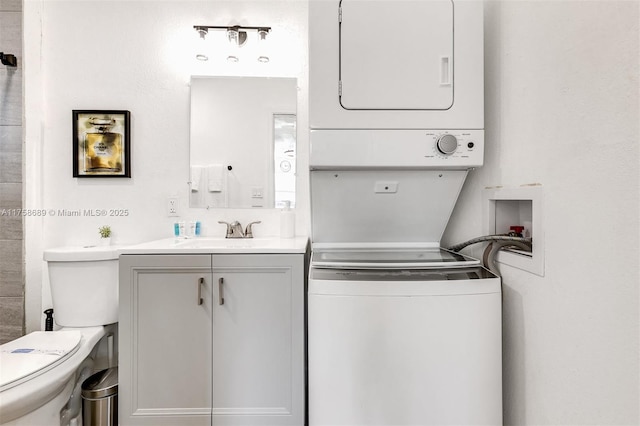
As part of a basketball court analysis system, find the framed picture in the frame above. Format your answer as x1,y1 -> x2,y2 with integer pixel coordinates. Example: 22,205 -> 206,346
73,110 -> 131,177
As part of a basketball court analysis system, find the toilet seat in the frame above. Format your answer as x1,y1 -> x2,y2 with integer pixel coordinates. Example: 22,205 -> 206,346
0,326 -> 106,424
0,331 -> 81,392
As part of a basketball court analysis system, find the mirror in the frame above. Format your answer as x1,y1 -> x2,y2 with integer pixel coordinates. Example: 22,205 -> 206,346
189,76 -> 297,209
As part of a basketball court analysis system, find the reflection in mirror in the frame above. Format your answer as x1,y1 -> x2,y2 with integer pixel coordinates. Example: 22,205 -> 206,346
189,76 -> 297,209
273,114 -> 296,208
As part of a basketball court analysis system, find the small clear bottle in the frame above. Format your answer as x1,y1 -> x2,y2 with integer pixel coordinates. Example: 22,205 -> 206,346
280,201 -> 295,238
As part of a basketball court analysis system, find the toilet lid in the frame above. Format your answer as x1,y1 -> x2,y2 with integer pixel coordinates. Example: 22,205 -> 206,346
0,330 -> 81,392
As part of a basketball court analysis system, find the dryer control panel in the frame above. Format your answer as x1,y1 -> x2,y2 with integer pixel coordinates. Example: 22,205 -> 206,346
310,130 -> 484,169
427,132 -> 481,161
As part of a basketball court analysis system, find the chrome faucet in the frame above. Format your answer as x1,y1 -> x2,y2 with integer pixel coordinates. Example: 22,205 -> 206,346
218,220 -> 261,238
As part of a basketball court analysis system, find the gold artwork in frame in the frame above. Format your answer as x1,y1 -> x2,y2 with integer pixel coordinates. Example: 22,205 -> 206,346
73,110 -> 131,177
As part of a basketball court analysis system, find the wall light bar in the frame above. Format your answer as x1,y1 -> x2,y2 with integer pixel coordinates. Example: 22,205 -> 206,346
193,25 -> 272,63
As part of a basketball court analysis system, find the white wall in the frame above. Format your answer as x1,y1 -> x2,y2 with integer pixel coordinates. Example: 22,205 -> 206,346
443,1 -> 639,424
24,0 -> 308,331
24,0 -> 638,424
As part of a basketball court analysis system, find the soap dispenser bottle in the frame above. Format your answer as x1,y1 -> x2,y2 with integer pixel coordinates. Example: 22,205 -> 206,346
280,201 -> 295,238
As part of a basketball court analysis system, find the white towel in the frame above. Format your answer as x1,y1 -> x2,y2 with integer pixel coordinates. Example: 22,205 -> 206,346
190,166 -> 203,192
207,164 -> 224,192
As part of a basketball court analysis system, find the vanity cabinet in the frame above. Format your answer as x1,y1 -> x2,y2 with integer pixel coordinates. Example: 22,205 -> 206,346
119,253 -> 306,426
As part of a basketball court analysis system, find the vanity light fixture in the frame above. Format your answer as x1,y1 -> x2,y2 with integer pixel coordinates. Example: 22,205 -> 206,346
193,25 -> 272,63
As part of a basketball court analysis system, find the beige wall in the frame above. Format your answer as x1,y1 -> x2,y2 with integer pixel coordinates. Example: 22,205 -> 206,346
0,0 -> 24,343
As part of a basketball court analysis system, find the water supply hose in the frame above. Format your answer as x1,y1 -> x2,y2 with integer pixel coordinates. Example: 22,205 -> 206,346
447,234 -> 532,277
448,234 -> 532,253
482,240 -> 533,276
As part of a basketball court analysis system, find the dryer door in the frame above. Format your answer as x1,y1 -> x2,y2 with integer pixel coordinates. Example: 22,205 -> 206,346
339,0 -> 454,110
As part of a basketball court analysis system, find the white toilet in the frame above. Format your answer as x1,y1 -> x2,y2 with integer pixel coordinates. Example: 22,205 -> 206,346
0,245 -> 120,425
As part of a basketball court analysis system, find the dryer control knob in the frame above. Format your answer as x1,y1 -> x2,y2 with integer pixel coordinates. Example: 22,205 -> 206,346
437,134 -> 458,155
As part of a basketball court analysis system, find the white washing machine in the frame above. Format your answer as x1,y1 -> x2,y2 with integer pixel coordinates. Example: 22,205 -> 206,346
307,139 -> 503,425
307,165 -> 503,425
308,257 -> 502,425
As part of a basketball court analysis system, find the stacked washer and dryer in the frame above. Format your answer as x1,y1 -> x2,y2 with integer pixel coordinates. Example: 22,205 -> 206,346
308,1 -> 502,425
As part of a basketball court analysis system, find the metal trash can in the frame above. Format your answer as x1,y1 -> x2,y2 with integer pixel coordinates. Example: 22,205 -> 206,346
81,367 -> 118,425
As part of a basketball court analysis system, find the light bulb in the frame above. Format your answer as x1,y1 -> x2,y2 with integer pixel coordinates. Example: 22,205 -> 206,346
195,28 -> 209,61
227,28 -> 240,62
257,28 -> 270,63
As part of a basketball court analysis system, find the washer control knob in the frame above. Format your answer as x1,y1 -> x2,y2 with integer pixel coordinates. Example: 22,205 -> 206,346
437,134 -> 458,155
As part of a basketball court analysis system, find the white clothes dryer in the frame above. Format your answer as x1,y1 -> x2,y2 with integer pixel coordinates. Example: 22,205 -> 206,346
309,0 -> 484,130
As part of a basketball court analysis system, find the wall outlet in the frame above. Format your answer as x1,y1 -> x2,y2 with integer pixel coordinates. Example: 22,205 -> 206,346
167,197 -> 179,217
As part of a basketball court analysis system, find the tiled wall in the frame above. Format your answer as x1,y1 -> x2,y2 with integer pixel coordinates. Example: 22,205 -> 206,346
0,0 -> 23,344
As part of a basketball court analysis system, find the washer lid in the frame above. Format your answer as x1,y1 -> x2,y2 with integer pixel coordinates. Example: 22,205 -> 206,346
311,247 -> 479,270
309,267 -> 500,296
0,331 -> 81,392
43,245 -> 121,262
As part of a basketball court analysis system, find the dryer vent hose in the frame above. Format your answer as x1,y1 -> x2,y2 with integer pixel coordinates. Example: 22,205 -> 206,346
447,235 -> 532,277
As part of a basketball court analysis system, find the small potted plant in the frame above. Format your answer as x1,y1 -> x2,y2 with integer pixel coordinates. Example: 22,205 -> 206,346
99,225 -> 112,246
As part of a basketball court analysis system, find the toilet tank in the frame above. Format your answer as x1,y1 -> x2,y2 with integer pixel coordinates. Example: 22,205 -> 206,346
44,246 -> 120,327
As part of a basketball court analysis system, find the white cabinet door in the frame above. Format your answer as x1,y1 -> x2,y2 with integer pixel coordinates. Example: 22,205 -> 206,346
119,255 -> 213,426
211,254 -> 305,426
339,0 -> 454,110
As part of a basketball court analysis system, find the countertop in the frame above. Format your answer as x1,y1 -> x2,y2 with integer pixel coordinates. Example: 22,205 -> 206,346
118,236 -> 310,255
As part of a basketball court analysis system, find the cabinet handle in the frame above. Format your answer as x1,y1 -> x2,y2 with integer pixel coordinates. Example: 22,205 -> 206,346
197,277 -> 204,306
218,277 -> 225,305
